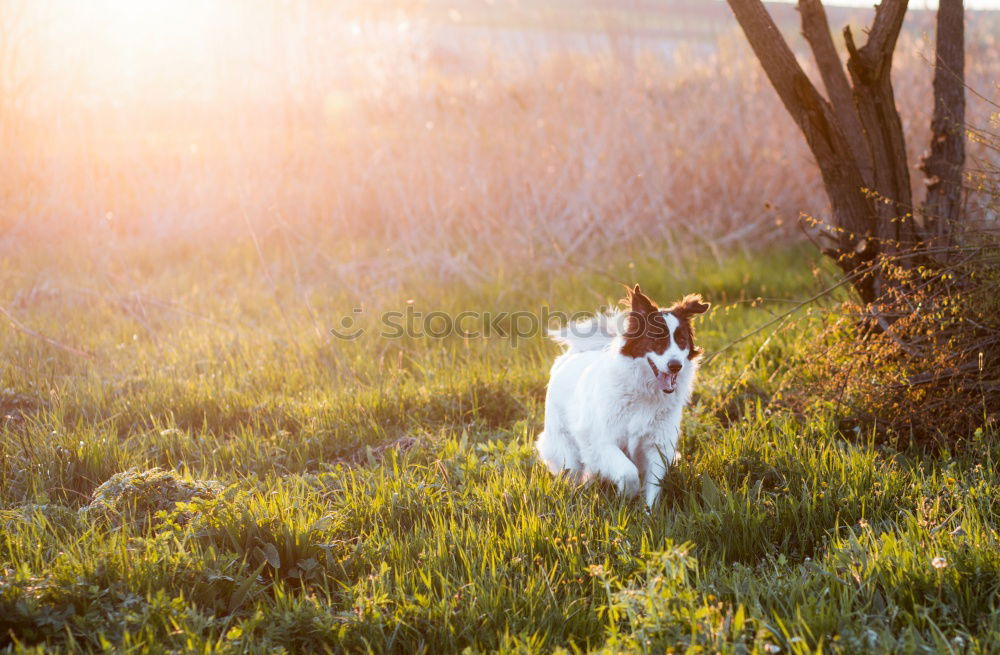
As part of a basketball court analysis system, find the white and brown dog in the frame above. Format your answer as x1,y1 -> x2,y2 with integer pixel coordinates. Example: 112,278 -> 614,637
536,286 -> 709,508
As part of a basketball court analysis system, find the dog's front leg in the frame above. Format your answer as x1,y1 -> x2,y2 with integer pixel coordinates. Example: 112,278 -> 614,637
642,444 -> 673,509
590,445 -> 640,498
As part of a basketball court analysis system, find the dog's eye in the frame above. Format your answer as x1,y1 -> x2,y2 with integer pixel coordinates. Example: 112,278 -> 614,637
673,329 -> 686,348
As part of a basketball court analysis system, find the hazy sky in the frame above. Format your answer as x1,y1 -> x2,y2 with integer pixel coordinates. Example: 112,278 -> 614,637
769,0 -> 1000,8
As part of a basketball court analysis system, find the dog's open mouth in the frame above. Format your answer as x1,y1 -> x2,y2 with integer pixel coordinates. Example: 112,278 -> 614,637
647,358 -> 677,394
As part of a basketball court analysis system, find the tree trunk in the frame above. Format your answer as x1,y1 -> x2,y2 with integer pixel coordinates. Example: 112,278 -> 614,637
798,0 -> 872,186
842,3 -> 916,262
725,0 -> 879,302
724,0 -> 965,309
920,0 -> 966,243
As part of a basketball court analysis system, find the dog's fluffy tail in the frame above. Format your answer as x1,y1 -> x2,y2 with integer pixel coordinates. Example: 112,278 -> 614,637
548,312 -> 624,352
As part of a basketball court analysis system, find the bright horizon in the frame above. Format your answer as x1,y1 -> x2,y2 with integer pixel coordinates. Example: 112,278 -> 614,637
768,0 -> 1000,8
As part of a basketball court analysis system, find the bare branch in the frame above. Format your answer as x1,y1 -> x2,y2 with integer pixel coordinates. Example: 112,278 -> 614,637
843,0 -> 915,255
0,304 -> 94,359
726,0 -> 877,299
798,0 -> 872,186
862,0 -> 909,69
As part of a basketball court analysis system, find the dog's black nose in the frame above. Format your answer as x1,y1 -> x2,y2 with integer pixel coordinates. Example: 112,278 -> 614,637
667,360 -> 683,374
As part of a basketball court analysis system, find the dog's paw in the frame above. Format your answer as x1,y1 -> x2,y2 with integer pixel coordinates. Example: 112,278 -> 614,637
644,484 -> 661,509
615,472 -> 641,498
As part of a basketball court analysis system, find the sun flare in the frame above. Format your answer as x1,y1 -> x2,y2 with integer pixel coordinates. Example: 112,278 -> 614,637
42,0 -> 231,94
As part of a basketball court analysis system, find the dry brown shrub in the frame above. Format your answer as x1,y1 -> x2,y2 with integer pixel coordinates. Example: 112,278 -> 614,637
775,104 -> 1000,448
785,240 -> 1000,448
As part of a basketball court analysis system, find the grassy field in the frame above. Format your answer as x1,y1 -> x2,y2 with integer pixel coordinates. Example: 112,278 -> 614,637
2,0 -> 999,652
2,243 -> 999,654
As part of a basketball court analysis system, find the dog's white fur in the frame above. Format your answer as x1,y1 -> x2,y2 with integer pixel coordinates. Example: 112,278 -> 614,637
536,310 -> 698,508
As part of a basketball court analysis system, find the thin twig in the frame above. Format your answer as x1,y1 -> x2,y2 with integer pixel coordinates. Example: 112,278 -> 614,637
0,304 -> 93,358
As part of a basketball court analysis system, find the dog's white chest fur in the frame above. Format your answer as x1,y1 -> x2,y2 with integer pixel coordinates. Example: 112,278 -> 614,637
535,292 -> 708,508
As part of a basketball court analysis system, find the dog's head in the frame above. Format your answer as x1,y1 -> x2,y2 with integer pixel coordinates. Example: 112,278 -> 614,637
620,285 -> 710,393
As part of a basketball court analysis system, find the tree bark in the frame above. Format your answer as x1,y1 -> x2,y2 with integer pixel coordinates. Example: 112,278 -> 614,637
798,0 -> 872,186
842,1 -> 916,260
726,0 -> 966,308
725,0 -> 878,301
921,0 -> 965,242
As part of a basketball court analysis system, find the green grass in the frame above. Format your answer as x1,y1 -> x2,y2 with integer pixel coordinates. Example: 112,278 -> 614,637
1,243 -> 998,653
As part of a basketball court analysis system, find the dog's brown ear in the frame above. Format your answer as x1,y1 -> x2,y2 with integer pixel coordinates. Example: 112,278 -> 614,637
623,284 -> 657,315
672,293 -> 710,317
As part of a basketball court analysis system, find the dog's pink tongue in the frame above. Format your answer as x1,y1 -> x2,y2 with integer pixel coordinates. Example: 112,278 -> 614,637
657,371 -> 677,393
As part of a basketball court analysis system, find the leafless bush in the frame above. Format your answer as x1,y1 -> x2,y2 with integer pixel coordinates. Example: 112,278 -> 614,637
785,130 -> 1000,451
